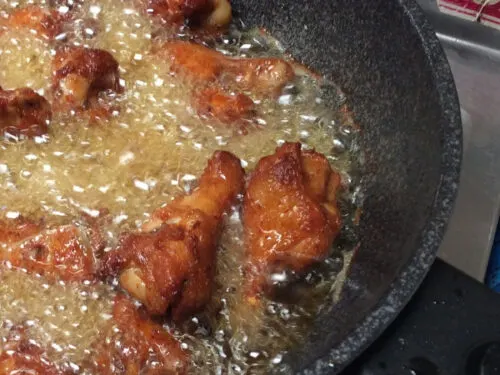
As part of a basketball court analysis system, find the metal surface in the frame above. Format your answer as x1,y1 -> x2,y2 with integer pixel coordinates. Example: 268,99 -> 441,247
418,0 -> 500,281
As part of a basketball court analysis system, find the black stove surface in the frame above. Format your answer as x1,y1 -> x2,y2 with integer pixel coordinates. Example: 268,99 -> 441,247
342,259 -> 500,375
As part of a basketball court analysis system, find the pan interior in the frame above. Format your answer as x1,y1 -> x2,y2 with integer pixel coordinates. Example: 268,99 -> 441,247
0,0 -> 461,372
230,0 -> 462,371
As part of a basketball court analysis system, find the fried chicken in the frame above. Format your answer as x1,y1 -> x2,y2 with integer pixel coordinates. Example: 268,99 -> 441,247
155,41 -> 294,129
161,41 -> 294,96
157,41 -> 224,82
0,296 -> 187,374
142,0 -> 231,28
195,87 -> 255,129
0,217 -> 41,244
0,326 -> 66,375
0,87 -> 51,140
228,57 -> 296,97
0,218 -> 98,282
51,46 -> 121,111
1,6 -> 66,41
91,294 -> 188,374
101,151 -> 244,320
243,142 -> 342,303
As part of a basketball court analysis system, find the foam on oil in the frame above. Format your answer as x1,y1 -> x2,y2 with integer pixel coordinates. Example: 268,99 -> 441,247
0,0 -> 361,373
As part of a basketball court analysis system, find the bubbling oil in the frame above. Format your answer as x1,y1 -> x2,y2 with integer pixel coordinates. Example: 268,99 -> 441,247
0,0 -> 362,373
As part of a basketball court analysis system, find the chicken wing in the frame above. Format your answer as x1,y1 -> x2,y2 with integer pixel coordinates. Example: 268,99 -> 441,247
0,326 -> 66,375
0,295 -> 187,374
0,87 -> 51,140
1,6 -> 66,41
243,142 -> 342,303
91,294 -> 188,374
0,219 -> 98,282
101,151 -> 244,320
160,41 -> 294,96
142,0 -> 231,28
0,217 -> 41,244
155,41 -> 294,128
155,40 -> 223,82
228,57 -> 296,97
51,46 -> 121,111
195,87 -> 255,129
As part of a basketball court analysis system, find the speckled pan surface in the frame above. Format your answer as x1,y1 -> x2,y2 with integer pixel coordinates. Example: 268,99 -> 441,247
230,0 -> 462,372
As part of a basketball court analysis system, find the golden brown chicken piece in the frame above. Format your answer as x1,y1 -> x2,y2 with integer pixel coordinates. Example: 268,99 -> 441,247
0,326 -> 67,375
155,40 -> 223,82
101,151 -> 244,320
51,46 -> 121,111
155,41 -> 293,128
229,57 -> 296,97
0,217 -> 41,244
0,296 -> 186,374
203,0 -> 232,28
160,41 -> 295,96
0,87 -> 51,140
243,142 -> 342,303
90,294 -> 188,374
0,219 -> 98,282
1,6 -> 66,41
142,0 -> 231,28
196,87 -> 255,129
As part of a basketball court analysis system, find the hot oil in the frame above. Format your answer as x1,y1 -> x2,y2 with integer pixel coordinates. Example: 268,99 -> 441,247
0,268 -> 115,373
0,1 -> 362,373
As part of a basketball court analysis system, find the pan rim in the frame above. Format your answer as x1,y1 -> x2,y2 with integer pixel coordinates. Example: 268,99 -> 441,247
295,0 -> 463,373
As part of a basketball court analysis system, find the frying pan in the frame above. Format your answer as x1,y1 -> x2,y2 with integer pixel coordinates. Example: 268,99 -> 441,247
230,0 -> 462,372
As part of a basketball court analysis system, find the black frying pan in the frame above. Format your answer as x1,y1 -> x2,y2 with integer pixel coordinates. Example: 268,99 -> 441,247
230,0 -> 462,372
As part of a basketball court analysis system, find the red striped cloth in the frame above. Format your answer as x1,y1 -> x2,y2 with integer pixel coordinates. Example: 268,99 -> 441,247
438,0 -> 500,29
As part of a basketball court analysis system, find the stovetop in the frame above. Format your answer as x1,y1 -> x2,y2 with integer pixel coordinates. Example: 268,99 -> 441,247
340,2 -> 500,373
344,259 -> 500,374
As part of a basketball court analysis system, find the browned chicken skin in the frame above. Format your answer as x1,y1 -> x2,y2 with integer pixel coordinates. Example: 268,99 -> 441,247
228,57 -> 296,97
0,6 -> 66,41
157,40 -> 223,81
142,0 -> 231,28
195,87 -> 255,129
101,151 -> 245,319
0,217 -> 41,244
0,218 -> 98,282
0,297 -> 187,375
91,294 -> 188,375
0,326 -> 67,375
161,41 -> 294,95
243,142 -> 342,303
155,41 -> 294,128
52,46 -> 121,112
0,218 -> 188,374
0,87 -> 51,140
